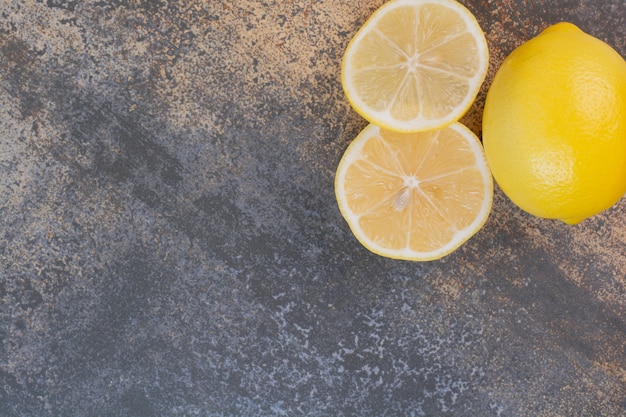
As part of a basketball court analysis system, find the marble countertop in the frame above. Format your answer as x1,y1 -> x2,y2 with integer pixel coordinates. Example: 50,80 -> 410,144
1,1 -> 625,416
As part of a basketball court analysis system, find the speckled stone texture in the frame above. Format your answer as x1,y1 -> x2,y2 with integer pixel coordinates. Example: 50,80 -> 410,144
1,1 -> 626,416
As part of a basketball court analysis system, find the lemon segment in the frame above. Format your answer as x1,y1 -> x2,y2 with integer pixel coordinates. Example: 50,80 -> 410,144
335,122 -> 493,261
341,0 -> 489,132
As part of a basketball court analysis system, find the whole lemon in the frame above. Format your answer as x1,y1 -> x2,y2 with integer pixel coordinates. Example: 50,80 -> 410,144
482,22 -> 626,224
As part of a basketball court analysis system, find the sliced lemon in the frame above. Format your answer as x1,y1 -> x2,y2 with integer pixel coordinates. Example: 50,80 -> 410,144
341,0 -> 489,132
335,122 -> 493,261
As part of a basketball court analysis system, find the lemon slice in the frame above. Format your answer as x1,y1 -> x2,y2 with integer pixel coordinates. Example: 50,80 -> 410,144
341,0 -> 489,132
335,122 -> 493,261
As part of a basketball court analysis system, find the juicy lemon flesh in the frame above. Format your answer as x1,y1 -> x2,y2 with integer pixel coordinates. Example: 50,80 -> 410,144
342,0 -> 489,132
483,22 -> 626,224
335,123 -> 493,261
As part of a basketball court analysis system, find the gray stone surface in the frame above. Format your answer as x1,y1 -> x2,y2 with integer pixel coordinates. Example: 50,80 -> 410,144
1,1 -> 626,416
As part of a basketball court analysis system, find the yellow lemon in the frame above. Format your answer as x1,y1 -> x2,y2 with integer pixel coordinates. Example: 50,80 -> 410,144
341,0 -> 489,132
335,122 -> 493,261
483,22 -> 626,224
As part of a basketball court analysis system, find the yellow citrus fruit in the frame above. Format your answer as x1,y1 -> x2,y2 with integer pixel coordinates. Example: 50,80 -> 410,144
335,122 -> 493,261
341,0 -> 489,133
483,22 -> 626,224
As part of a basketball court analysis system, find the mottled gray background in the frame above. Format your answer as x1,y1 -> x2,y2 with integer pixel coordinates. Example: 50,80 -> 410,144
1,1 -> 626,416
